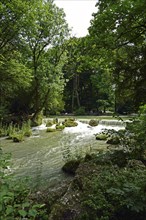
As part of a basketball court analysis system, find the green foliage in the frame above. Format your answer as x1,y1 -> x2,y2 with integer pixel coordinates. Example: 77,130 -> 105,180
74,107 -> 86,115
125,105 -> 146,159
0,148 -> 47,219
89,0 -> 146,112
0,124 -> 8,137
107,105 -> 146,161
0,120 -> 32,142
12,132 -> 24,142
89,119 -> 99,126
51,145 -> 146,220
79,165 -> 146,220
31,113 -> 43,126
0,0 -> 69,119
21,120 -> 32,137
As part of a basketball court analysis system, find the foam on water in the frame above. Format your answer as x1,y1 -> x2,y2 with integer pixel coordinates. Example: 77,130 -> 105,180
63,120 -> 125,137
32,120 -> 125,139
32,123 -> 56,131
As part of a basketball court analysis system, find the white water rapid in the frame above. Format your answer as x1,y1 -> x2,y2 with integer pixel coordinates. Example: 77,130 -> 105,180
63,120 -> 125,137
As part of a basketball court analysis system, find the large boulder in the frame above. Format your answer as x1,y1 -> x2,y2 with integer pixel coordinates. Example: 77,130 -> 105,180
89,119 -> 99,126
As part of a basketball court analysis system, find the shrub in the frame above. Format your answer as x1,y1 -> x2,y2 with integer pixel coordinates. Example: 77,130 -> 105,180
89,119 -> 99,126
80,165 -> 146,220
74,107 -> 86,115
0,148 -> 47,219
12,132 -> 24,142
23,130 -> 32,137
7,123 -> 17,138
22,120 -> 32,137
0,124 -> 8,137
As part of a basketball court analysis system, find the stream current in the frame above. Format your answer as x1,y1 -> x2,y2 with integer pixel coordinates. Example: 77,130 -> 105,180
1,120 -> 125,189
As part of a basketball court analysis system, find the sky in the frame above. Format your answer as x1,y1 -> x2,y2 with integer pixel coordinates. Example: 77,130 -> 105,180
54,0 -> 97,37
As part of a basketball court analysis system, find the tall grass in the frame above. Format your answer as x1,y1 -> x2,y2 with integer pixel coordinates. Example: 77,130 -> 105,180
0,120 -> 32,142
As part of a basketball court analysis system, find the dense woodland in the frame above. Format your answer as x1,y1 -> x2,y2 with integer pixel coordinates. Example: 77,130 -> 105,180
1,0 -> 146,219
1,0 -> 146,124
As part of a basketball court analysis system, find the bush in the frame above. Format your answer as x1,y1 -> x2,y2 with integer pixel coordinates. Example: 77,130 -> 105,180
89,119 -> 99,126
23,130 -> 32,137
79,165 -> 146,220
74,107 -> 86,115
0,148 -> 47,219
12,132 -> 24,142
0,124 -> 8,137
22,120 -> 32,137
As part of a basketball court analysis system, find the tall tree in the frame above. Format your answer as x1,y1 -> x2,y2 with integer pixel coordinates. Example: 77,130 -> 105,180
0,0 -> 69,121
21,0 -> 69,119
89,0 -> 146,112
0,0 -> 33,119
63,37 -> 113,113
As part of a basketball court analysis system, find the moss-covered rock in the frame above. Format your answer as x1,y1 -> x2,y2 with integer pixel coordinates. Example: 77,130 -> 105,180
106,136 -> 120,145
96,133 -> 108,140
63,118 -> 78,127
62,159 -> 80,175
53,118 -> 59,124
46,128 -> 56,132
56,124 -> 65,131
46,120 -> 53,127
89,119 -> 99,126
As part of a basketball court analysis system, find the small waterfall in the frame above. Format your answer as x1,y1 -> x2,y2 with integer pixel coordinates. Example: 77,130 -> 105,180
63,120 -> 125,137
99,119 -> 126,127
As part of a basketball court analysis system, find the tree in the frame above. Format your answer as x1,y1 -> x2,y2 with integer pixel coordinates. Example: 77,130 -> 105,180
0,0 -> 34,120
89,0 -> 146,112
63,36 -> 113,114
0,0 -> 69,121
21,0 -> 69,119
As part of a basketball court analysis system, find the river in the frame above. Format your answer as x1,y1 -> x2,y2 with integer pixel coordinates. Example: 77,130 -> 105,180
1,120 -> 125,190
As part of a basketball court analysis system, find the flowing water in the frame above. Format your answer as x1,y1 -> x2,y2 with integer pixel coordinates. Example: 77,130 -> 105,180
1,119 -> 125,190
